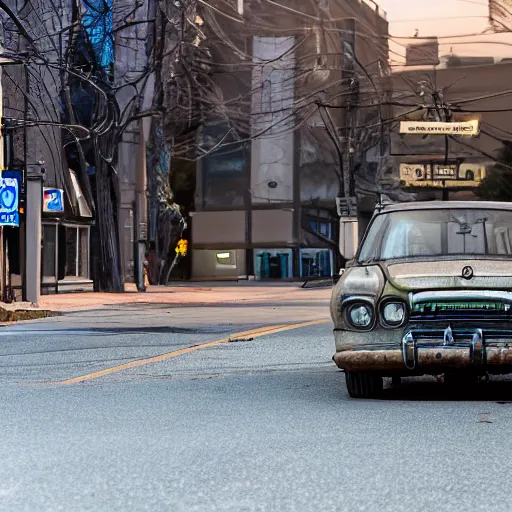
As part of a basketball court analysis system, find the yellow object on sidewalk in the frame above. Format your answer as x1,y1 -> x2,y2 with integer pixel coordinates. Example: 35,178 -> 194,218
175,239 -> 188,256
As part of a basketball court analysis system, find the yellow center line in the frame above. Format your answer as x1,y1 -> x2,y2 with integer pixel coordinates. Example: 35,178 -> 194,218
44,319 -> 331,386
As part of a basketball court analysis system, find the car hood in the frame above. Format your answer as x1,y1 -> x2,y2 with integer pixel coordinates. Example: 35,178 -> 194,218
384,259 -> 512,291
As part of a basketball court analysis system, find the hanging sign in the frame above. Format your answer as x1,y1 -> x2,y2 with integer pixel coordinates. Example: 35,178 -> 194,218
400,163 -> 487,187
0,175 -> 19,226
399,120 -> 480,136
43,188 -> 64,213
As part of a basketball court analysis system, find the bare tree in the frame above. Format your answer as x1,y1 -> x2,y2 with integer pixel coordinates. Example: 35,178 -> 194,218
0,0 -> 162,292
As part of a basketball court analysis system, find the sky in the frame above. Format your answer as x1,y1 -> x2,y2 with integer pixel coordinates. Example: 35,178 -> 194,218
376,0 -> 512,62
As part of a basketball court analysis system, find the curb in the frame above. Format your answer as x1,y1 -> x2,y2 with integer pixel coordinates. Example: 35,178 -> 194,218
0,308 -> 59,323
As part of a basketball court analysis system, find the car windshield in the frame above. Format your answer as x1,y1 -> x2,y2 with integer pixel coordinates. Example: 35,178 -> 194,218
358,208 -> 512,263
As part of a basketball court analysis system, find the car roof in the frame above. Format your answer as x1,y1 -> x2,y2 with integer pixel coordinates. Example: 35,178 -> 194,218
377,201 -> 512,214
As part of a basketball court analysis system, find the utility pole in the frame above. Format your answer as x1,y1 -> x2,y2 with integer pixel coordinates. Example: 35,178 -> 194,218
25,171 -> 42,304
135,119 -> 149,291
432,89 -> 452,201
335,21 -> 359,262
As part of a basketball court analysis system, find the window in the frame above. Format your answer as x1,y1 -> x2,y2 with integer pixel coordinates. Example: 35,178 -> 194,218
308,220 -> 332,239
216,252 -> 235,266
42,224 -> 57,279
254,249 -> 292,279
300,249 -> 333,278
202,123 -> 247,207
261,80 -> 272,112
64,226 -> 90,279
359,208 -> 512,263
496,227 -> 512,254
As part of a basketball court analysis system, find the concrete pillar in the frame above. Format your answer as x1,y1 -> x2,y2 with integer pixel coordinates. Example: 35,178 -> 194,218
25,175 -> 42,304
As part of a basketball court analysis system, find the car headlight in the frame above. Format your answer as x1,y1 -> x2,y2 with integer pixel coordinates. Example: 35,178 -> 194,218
347,303 -> 373,328
382,302 -> 406,326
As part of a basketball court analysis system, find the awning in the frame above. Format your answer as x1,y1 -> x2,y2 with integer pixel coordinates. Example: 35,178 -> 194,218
69,170 -> 92,218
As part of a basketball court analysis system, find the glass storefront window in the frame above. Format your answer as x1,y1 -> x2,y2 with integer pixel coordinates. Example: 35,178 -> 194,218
42,224 -> 57,279
299,249 -> 333,278
65,226 -> 90,279
254,249 -> 292,279
202,123 -> 247,207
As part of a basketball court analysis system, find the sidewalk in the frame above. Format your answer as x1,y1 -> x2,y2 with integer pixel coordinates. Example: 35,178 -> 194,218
36,282 -> 333,313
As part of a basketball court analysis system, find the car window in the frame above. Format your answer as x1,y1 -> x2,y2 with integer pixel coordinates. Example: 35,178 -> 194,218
358,209 -> 512,262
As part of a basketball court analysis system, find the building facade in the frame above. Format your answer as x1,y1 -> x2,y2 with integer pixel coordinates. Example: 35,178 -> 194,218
0,1 -> 95,298
389,48 -> 512,202
190,0 -> 389,280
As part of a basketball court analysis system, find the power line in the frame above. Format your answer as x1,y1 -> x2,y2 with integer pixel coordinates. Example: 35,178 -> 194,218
454,106 -> 512,113
481,121 -> 512,138
391,16 -> 488,23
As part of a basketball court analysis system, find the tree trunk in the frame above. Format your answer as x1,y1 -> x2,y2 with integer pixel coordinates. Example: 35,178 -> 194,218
90,135 -> 124,292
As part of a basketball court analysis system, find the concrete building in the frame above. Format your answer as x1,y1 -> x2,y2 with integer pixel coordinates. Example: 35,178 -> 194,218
190,0 -> 390,280
388,46 -> 512,200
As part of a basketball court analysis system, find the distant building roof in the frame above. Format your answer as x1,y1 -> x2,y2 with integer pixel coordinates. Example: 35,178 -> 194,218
405,38 -> 439,67
441,55 -> 495,68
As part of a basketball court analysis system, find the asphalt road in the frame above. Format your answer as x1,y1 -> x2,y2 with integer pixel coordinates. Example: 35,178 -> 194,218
1,301 -> 512,511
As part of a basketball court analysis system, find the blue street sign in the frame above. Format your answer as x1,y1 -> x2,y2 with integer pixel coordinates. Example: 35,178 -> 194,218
43,188 -> 64,213
0,175 -> 19,227
2,170 -> 22,196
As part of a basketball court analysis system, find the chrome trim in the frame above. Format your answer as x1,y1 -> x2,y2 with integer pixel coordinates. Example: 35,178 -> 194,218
402,332 -> 416,370
443,326 -> 454,346
411,290 -> 512,305
401,327 -> 497,369
470,329 -> 484,366
340,295 -> 376,308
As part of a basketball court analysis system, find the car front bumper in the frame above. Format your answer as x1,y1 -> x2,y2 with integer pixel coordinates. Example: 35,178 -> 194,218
333,327 -> 512,373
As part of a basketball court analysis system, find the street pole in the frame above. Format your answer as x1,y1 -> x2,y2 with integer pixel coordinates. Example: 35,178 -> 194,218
22,64 -> 28,301
25,172 -> 42,304
135,119 -> 148,291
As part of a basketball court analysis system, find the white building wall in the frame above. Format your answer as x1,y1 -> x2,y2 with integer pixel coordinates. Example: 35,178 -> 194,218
251,36 -> 296,204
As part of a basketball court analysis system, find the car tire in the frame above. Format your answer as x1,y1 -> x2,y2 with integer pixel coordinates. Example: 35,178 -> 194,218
345,372 -> 383,398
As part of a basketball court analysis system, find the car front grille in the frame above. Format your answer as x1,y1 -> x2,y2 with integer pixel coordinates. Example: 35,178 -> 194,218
410,299 -> 512,322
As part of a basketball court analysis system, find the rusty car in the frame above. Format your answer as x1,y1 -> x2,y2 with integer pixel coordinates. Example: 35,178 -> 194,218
331,201 -> 512,398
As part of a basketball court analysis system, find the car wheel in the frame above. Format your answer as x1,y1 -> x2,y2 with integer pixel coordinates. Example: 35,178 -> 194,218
345,372 -> 383,398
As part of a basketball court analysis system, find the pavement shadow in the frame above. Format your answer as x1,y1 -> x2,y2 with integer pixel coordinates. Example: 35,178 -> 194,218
105,301 -> 330,309
381,378 -> 512,403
